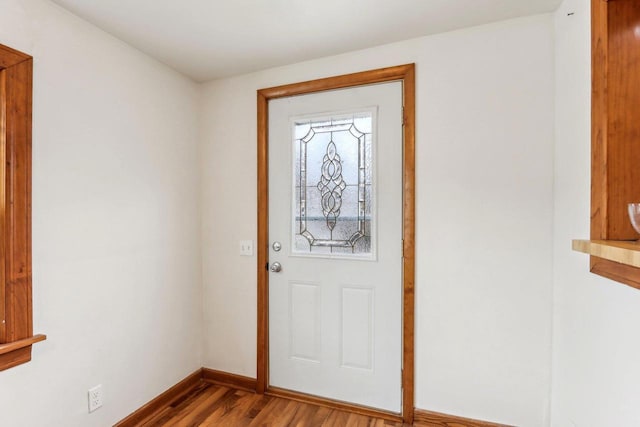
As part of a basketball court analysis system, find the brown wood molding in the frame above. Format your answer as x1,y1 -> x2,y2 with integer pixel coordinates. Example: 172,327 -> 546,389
0,43 -> 40,371
0,334 -> 46,372
591,257 -> 640,290
413,408 -> 512,427
0,68 -> 6,343
257,64 -> 416,99
266,386 -> 403,423
114,369 -> 203,427
402,62 -> 416,424
0,333 -> 45,355
0,44 -> 31,69
590,0 -> 608,243
256,63 -> 416,423
0,346 -> 32,371
256,89 -> 268,395
588,0 -> 640,288
201,367 -> 257,392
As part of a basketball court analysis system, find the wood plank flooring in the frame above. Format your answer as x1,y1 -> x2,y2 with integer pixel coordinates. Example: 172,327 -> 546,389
137,381 -> 411,426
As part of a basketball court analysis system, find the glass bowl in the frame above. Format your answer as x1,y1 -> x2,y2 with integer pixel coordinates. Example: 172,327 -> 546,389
628,203 -> 640,235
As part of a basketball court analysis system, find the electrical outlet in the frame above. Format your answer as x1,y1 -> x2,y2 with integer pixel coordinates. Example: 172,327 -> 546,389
240,240 -> 254,256
88,384 -> 103,413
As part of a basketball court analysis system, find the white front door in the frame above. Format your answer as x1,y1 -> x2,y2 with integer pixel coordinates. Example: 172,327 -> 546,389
268,81 -> 403,412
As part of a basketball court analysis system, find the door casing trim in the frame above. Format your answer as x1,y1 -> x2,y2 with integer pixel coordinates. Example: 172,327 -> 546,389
256,64 -> 416,423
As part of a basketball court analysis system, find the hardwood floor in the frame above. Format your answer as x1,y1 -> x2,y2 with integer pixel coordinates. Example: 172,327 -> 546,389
136,381 -> 410,426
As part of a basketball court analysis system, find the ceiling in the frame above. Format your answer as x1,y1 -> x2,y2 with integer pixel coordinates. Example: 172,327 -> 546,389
50,0 -> 562,82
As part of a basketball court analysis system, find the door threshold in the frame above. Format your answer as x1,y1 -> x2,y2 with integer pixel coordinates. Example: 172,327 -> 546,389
265,386 -> 403,423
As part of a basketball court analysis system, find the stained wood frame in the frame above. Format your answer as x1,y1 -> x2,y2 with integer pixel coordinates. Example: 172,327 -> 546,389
589,0 -> 640,289
256,64 -> 415,423
0,43 -> 44,371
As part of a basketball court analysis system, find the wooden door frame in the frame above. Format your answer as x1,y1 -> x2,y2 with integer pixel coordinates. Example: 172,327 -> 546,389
256,64 -> 415,423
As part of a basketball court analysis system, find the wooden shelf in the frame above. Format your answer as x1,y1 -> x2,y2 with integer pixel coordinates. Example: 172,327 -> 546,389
572,240 -> 640,269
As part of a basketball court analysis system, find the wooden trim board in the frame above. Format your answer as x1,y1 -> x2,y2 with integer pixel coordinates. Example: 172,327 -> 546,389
0,333 -> 46,355
413,408 -> 512,427
201,367 -> 257,392
114,369 -> 203,427
256,64 -> 416,423
591,257 -> 640,290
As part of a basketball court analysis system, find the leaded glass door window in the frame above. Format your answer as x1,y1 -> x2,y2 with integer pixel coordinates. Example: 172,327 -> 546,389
292,111 -> 375,258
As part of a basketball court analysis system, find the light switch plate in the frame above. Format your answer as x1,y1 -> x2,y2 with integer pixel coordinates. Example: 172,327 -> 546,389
240,240 -> 254,256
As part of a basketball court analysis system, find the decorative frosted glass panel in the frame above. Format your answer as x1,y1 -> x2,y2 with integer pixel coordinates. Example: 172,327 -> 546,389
293,112 -> 374,257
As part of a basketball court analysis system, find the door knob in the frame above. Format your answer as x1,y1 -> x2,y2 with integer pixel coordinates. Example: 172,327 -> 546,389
270,262 -> 282,273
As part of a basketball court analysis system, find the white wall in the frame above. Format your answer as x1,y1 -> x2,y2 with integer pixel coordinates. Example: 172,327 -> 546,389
201,15 -> 555,426
552,0 -> 640,425
0,0 -> 203,426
